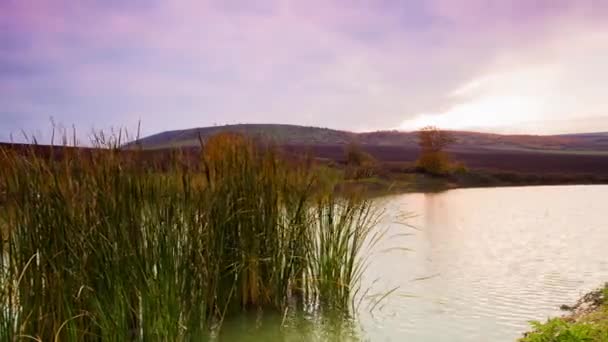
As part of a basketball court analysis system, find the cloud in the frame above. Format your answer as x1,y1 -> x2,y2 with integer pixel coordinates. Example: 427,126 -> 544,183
400,21 -> 608,134
1,0 -> 608,140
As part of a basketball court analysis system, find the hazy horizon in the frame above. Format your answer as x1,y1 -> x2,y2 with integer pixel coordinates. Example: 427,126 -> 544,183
2,0 -> 608,141
139,120 -> 608,136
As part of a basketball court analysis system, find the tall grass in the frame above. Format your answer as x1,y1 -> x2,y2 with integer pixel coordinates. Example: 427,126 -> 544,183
0,132 -> 381,340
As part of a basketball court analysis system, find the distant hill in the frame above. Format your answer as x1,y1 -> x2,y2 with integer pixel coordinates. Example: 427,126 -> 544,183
130,124 -> 608,155
131,124 -> 356,148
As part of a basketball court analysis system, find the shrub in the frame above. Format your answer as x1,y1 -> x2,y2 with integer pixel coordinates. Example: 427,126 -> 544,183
344,143 -> 377,179
415,127 -> 456,176
521,318 -> 604,342
451,161 -> 469,175
415,151 -> 450,175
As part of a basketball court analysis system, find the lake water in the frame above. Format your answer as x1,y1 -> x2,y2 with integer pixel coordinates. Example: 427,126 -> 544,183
221,185 -> 608,341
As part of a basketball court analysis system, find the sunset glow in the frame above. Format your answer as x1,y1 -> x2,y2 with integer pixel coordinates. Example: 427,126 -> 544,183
1,0 -> 608,139
401,65 -> 559,131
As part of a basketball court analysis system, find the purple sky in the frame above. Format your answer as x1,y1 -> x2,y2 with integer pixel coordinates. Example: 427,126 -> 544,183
2,0 -> 608,142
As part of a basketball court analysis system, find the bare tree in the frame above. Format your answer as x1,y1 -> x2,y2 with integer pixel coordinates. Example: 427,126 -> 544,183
417,126 -> 455,153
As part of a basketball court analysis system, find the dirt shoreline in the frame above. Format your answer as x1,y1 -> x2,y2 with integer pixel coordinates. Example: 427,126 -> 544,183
558,285 -> 607,322
521,284 -> 608,341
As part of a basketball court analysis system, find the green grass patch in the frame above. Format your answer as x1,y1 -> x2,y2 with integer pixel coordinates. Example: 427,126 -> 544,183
521,285 -> 608,342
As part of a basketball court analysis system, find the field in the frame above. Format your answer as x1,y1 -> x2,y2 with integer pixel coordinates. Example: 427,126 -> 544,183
283,144 -> 608,176
3,140 -> 608,193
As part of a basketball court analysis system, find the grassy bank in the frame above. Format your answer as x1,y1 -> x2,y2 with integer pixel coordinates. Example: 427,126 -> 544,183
332,162 -> 608,196
521,284 -> 608,342
0,133 -> 382,341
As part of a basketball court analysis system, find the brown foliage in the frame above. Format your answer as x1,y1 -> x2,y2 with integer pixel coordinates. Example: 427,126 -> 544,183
417,126 -> 455,153
416,151 -> 450,175
344,143 -> 377,179
416,127 -> 455,175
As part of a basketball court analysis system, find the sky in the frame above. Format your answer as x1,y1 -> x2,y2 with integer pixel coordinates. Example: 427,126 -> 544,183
1,0 -> 608,142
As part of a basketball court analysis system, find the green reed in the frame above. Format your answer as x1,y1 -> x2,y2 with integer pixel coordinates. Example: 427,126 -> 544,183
0,132 -> 380,341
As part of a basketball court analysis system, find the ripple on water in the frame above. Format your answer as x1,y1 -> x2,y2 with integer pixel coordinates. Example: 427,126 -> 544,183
217,186 -> 608,341
357,185 -> 608,342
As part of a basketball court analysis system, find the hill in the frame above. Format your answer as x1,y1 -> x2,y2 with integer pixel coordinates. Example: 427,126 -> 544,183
131,124 -> 608,155
4,124 -> 608,190
130,124 -> 355,148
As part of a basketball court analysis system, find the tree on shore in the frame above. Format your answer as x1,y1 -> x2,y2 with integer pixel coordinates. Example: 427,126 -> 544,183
416,126 -> 455,175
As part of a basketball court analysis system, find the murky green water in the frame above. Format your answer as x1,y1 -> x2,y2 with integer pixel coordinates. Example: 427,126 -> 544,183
219,185 -> 608,341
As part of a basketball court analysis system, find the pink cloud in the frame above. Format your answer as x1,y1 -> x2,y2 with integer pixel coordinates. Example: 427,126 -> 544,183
2,0 -> 608,136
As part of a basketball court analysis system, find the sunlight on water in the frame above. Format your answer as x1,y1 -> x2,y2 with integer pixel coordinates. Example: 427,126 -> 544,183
211,185 -> 608,341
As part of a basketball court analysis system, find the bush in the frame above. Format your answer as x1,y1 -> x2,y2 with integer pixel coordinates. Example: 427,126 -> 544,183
521,318 -> 606,342
450,161 -> 469,175
521,285 -> 608,342
415,151 -> 450,176
344,143 -> 378,179
415,127 -> 464,177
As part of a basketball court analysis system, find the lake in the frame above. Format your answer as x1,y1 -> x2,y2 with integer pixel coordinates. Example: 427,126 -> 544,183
220,185 -> 608,341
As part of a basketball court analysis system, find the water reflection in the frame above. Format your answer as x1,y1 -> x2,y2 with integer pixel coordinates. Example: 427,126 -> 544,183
218,310 -> 362,341
6,185 -> 601,341
208,186 -> 608,341
360,185 -> 608,341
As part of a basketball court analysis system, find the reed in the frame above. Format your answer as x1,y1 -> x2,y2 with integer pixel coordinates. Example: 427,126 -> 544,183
0,131 -> 380,340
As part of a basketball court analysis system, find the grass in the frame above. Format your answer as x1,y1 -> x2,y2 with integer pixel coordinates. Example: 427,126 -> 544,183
521,286 -> 608,342
0,132 -> 382,341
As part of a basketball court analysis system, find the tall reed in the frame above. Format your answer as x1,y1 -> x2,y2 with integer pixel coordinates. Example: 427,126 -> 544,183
0,132 -> 380,340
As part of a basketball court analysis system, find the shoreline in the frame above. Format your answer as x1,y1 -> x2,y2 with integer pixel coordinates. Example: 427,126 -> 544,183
337,171 -> 608,197
1,142 -> 606,194
521,284 -> 608,341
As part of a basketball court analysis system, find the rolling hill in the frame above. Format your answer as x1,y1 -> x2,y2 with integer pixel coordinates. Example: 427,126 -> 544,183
131,124 -> 608,155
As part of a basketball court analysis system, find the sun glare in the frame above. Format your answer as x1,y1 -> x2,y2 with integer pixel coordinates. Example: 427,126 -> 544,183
401,65 -> 560,131
401,94 -> 543,131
